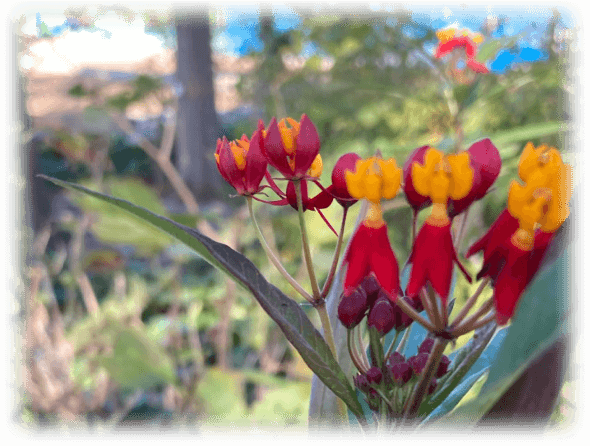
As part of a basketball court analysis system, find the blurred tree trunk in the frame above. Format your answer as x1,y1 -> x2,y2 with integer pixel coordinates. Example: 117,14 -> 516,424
175,15 -> 222,203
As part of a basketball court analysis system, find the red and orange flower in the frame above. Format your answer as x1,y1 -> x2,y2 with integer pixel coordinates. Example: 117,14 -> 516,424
215,120 -> 268,196
466,142 -> 572,324
263,114 -> 322,180
342,156 -> 403,300
405,147 -> 474,303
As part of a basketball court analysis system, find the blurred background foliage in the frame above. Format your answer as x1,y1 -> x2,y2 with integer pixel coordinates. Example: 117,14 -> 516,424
17,5 -> 575,429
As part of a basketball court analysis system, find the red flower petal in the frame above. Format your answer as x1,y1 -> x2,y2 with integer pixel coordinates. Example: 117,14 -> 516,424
466,58 -> 489,74
465,209 -> 519,282
218,137 -> 247,195
448,139 -> 501,217
244,122 -> 268,194
369,225 -> 401,300
215,137 -> 233,185
435,36 -> 476,59
293,114 -> 321,177
308,188 -> 333,210
493,243 -> 530,325
263,117 -> 295,178
403,145 -> 432,212
527,230 -> 555,284
286,180 -> 309,210
343,224 -> 372,295
407,222 -> 471,304
330,152 -> 361,207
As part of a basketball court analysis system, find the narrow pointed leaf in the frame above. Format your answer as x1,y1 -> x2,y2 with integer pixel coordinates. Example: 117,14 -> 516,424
39,175 -> 364,418
433,221 -> 571,426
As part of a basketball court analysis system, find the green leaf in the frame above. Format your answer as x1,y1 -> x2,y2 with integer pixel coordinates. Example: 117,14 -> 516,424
418,321 -> 502,417
40,175 -> 364,419
489,121 -> 569,147
434,224 -> 571,425
421,368 -> 488,424
97,323 -> 175,389
71,177 -> 173,254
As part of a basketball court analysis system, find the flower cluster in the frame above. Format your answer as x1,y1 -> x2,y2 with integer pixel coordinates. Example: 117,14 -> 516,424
215,114 -> 359,234
216,113 -> 572,423
353,338 -> 450,412
466,142 -> 572,324
216,118 -> 571,329
434,26 -> 489,81
338,275 -> 423,333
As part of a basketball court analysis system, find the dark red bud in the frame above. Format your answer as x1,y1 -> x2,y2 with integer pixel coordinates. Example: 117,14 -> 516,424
389,362 -> 413,386
387,351 -> 406,366
353,373 -> 371,392
367,293 -> 396,336
360,274 -> 382,303
418,338 -> 435,355
337,287 -> 369,329
366,367 -> 383,385
408,353 -> 429,376
436,355 -> 450,378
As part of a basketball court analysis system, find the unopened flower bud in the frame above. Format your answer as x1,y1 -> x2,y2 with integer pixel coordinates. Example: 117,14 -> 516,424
408,353 -> 429,376
337,287 -> 369,329
366,367 -> 383,385
418,338 -> 435,354
367,292 -> 396,335
436,355 -> 450,378
360,274 -> 381,302
330,152 -> 362,208
387,351 -> 406,366
389,362 -> 412,386
353,373 -> 371,392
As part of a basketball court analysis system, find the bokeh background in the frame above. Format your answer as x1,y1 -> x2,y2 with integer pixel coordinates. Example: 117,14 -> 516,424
14,4 -> 576,429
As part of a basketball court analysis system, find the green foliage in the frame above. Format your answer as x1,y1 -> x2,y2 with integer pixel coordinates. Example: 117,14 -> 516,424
434,226 -> 571,425
40,175 -> 365,419
107,75 -> 163,111
70,177 -> 174,255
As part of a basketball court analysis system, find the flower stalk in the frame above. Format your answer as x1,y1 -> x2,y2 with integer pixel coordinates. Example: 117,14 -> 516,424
247,197 -> 313,302
321,207 -> 349,298
294,179 -> 322,300
451,277 -> 490,326
402,337 -> 449,422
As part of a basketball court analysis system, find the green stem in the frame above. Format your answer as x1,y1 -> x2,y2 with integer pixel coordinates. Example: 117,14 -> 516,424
348,329 -> 368,373
321,207 -> 348,298
451,277 -> 490,327
294,180 -> 321,299
247,197 -> 313,302
395,324 -> 412,355
379,398 -> 388,431
316,299 -> 348,422
402,338 -> 449,422
384,330 -> 400,360
394,296 -> 437,333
